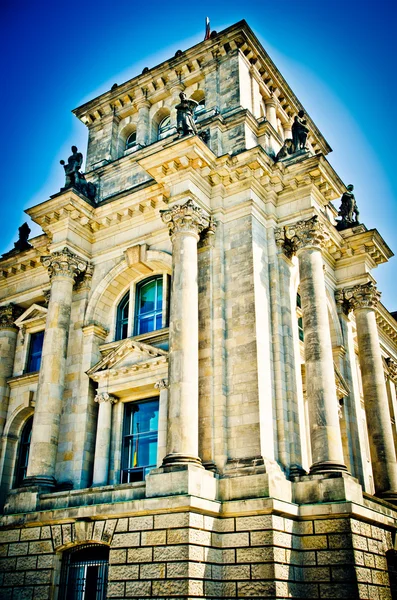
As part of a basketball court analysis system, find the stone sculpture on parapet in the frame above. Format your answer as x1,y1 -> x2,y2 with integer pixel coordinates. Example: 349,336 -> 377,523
336,184 -> 360,231
1,222 -> 32,258
60,146 -> 97,202
275,109 -> 310,162
175,92 -> 199,137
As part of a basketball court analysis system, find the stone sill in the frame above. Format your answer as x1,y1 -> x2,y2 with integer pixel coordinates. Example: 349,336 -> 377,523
7,371 -> 39,387
99,328 -> 169,354
38,481 -> 146,511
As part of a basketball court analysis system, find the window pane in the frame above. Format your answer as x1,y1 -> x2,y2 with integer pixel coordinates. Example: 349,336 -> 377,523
135,277 -> 163,335
116,292 -> 129,341
139,281 -> 156,314
26,331 -> 44,373
122,399 -> 159,483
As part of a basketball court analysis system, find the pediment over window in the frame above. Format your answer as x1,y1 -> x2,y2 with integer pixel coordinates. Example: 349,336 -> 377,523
14,304 -> 47,330
87,337 -> 168,382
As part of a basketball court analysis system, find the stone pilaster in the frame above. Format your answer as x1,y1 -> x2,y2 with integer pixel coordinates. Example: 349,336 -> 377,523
265,97 -> 278,130
92,393 -> 118,486
155,379 -> 168,467
160,200 -> 211,467
0,305 -> 22,436
344,283 -> 397,500
135,99 -> 151,147
24,248 -> 88,489
284,216 -> 347,474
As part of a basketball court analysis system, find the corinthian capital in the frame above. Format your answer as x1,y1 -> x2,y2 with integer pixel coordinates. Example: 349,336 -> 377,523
0,303 -> 23,329
160,200 -> 211,240
41,248 -> 88,281
94,392 -> 118,404
155,379 -> 168,390
285,216 -> 329,253
343,282 -> 381,311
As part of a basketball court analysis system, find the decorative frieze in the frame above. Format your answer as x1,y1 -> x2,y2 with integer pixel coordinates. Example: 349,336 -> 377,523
161,199 -> 211,240
41,247 -> 88,281
0,304 -> 23,329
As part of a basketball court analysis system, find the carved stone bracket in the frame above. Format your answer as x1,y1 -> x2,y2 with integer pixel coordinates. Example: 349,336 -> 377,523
0,303 -> 23,329
160,200 -> 211,240
94,392 -> 118,404
41,248 -> 88,281
155,379 -> 169,391
285,216 -> 329,253
343,282 -> 381,312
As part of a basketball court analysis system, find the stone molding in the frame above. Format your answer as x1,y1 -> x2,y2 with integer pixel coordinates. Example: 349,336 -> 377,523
41,247 -> 88,281
343,282 -> 381,312
160,199 -> 211,240
94,392 -> 118,405
284,216 -> 329,253
386,358 -> 397,383
155,379 -> 168,390
0,304 -> 23,329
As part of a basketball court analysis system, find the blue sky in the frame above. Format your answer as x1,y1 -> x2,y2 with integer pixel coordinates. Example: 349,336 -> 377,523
1,0 -> 396,310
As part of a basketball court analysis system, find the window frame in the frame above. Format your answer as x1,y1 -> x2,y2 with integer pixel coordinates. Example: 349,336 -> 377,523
125,130 -> 137,150
14,415 -> 33,488
120,397 -> 159,484
114,273 -> 170,342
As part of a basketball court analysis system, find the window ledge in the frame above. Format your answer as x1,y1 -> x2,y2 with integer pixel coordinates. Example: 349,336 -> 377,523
7,371 -> 39,387
100,328 -> 169,353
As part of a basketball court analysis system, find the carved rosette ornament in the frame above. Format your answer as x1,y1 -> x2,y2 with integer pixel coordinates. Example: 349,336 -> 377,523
160,199 -> 211,241
41,247 -> 88,281
155,379 -> 169,390
94,392 -> 118,404
343,282 -> 381,312
0,304 -> 23,329
284,216 -> 329,253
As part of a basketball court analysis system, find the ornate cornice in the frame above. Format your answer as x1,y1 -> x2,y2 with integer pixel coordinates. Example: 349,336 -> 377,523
41,248 -> 88,281
343,282 -> 381,312
94,392 -> 118,404
160,200 -> 211,240
284,216 -> 329,253
0,304 -> 23,329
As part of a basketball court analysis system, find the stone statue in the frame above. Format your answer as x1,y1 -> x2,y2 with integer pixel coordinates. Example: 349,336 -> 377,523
175,92 -> 198,137
336,184 -> 360,231
60,146 -> 97,201
275,138 -> 295,162
292,110 -> 309,151
14,223 -> 32,252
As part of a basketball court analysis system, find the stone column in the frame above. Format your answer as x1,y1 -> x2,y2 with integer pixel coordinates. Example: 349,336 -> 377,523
265,97 -> 278,130
135,99 -> 151,147
0,305 -> 21,437
155,379 -> 168,467
344,283 -> 397,499
92,392 -> 118,486
24,248 -> 87,489
285,216 -> 346,474
160,200 -> 211,467
283,122 -> 292,140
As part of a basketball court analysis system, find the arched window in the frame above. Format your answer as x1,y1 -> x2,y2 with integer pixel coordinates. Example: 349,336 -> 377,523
59,544 -> 109,600
195,98 -> 206,116
115,292 -> 129,341
125,131 -> 137,149
158,115 -> 171,139
14,416 -> 33,487
115,275 -> 169,341
134,276 -> 163,336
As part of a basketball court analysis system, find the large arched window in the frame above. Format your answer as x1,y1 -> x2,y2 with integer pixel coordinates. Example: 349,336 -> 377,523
115,274 -> 170,341
14,416 -> 33,487
59,544 -> 109,600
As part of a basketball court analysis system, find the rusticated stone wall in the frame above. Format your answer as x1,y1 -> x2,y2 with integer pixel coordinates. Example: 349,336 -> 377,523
0,510 -> 395,599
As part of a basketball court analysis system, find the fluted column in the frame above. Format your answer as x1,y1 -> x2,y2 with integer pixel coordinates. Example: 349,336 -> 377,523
135,99 -> 151,147
92,393 -> 118,486
161,200 -> 211,467
0,305 -> 21,436
24,248 -> 87,488
344,283 -> 397,499
285,216 -> 347,474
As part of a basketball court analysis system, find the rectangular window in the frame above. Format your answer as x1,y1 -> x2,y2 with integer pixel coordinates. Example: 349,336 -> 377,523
121,399 -> 159,483
26,331 -> 44,373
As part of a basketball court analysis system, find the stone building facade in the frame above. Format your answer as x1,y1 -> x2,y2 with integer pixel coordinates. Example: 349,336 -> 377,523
0,19 -> 397,600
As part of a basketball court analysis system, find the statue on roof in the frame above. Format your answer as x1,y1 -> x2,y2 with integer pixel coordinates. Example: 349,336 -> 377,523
60,146 -> 97,202
292,110 -> 309,151
336,185 -> 360,231
175,92 -> 198,137
2,222 -> 33,258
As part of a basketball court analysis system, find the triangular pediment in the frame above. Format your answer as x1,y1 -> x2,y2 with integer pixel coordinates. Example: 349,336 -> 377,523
87,337 -> 168,377
14,304 -> 47,329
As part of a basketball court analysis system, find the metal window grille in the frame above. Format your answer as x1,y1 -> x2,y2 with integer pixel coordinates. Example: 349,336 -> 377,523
59,544 -> 109,600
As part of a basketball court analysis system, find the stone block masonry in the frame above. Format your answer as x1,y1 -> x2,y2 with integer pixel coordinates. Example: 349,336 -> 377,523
0,508 -> 395,599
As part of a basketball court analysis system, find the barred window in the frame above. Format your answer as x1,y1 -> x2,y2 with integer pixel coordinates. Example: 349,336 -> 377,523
59,544 -> 109,600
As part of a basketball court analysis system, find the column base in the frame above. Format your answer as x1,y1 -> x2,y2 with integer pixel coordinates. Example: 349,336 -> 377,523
381,491 -> 397,506
309,461 -> 349,475
146,463 -> 217,500
293,471 -> 363,505
21,476 -> 56,491
162,453 -> 203,469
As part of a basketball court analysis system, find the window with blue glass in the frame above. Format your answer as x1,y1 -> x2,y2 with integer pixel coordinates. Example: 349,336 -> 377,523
26,330 -> 44,373
134,276 -> 163,336
121,399 -> 159,483
115,292 -> 129,341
